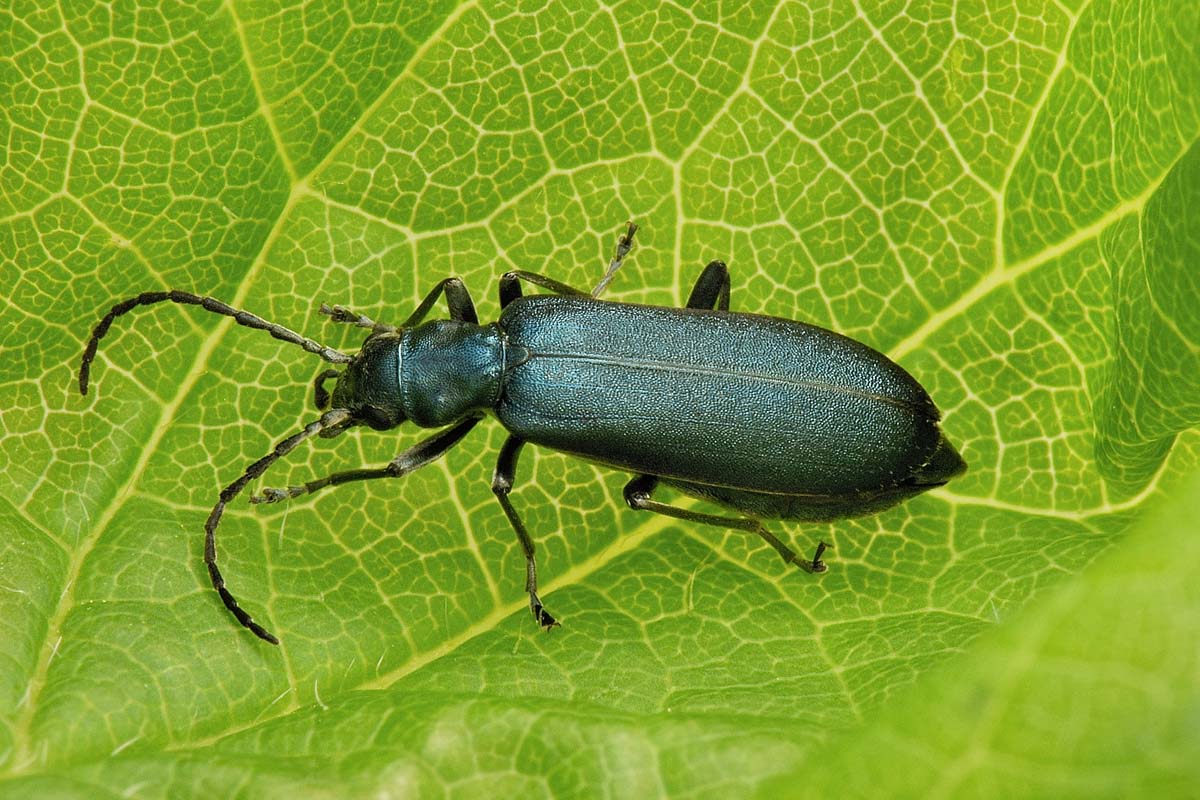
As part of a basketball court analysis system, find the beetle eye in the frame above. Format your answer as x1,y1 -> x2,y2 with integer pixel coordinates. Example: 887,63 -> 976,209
360,405 -> 400,431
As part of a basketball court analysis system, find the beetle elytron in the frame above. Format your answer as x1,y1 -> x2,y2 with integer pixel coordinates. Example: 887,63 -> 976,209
79,224 -> 966,644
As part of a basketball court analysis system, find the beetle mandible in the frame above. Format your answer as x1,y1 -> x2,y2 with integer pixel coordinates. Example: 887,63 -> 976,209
79,223 -> 967,644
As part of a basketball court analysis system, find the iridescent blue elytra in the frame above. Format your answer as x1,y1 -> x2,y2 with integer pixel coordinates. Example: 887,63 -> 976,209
79,224 -> 966,644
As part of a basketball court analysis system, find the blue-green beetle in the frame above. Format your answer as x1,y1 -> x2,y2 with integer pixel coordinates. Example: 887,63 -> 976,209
80,224 -> 966,643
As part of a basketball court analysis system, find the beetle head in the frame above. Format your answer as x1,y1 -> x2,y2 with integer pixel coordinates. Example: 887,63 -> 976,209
327,333 -> 407,431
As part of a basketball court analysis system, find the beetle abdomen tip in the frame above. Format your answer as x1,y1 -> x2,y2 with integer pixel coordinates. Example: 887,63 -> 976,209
912,434 -> 967,486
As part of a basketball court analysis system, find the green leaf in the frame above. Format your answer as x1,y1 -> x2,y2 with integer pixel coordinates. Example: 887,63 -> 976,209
1097,139 -> 1200,489
1,0 -> 1197,797
760,466 -> 1200,799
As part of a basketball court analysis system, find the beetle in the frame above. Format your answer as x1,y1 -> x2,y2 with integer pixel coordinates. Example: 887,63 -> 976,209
79,224 -> 966,644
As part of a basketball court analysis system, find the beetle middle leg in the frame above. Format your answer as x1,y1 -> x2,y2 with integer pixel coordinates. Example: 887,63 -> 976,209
614,261 -> 831,571
491,434 -> 558,629
623,475 -> 828,574
499,270 -> 590,308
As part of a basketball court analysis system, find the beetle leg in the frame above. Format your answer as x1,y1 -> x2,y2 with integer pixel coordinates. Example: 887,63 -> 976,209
591,221 -> 639,298
311,368 -> 341,409
402,277 -> 479,327
623,475 -> 827,574
249,416 -> 482,504
809,541 -> 829,573
499,271 -> 590,309
499,222 -> 641,307
685,260 -> 731,311
491,435 -> 559,629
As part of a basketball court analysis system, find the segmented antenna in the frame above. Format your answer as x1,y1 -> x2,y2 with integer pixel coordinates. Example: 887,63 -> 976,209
205,408 -> 354,644
79,290 -> 352,395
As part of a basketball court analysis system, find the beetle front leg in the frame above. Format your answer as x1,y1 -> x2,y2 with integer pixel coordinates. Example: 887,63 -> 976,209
311,368 -> 341,410
623,475 -> 828,574
402,277 -> 479,326
316,277 -> 479,332
491,435 -> 558,629
319,303 -> 398,334
250,416 -> 482,504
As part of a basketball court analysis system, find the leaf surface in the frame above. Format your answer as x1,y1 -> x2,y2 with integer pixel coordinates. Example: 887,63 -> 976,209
2,0 -> 1198,796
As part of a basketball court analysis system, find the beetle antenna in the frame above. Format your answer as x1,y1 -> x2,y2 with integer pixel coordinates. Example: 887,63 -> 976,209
79,290 -> 353,395
205,408 -> 354,644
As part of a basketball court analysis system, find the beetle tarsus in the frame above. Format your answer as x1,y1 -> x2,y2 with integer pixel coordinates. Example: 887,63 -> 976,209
320,303 -> 396,334
250,486 -> 296,504
809,541 -> 829,573
530,594 -> 559,629
592,220 -> 639,298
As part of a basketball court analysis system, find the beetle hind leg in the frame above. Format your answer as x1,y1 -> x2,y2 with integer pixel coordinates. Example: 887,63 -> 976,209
623,475 -> 828,574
